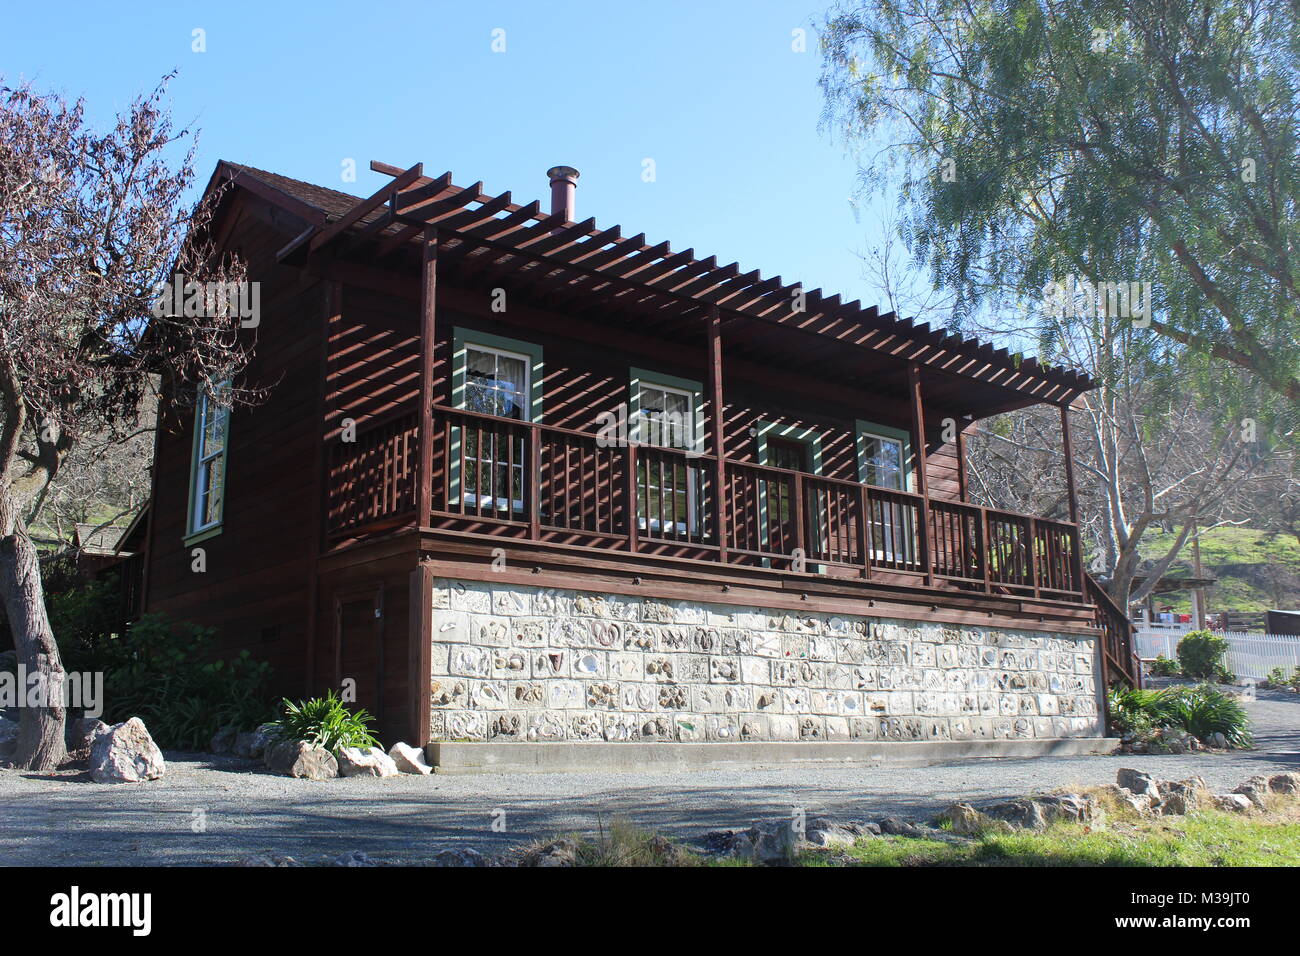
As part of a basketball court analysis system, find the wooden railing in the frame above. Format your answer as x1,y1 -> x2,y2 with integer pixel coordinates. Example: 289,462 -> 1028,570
1087,572 -> 1141,687
333,405 -> 1087,602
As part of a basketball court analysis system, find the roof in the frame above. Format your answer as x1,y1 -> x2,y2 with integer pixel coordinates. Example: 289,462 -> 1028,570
210,160 -> 1095,415
73,523 -> 129,556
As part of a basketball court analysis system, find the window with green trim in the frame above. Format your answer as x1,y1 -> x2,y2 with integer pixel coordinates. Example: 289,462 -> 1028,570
855,419 -> 916,564
187,382 -> 231,539
629,369 -> 705,537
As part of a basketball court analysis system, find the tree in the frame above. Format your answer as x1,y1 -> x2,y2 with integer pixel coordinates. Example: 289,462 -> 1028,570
819,0 -> 1300,405
0,76 -> 250,769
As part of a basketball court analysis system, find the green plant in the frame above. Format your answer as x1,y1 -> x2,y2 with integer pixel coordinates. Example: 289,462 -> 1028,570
1266,666 -> 1290,687
1107,683 -> 1252,748
101,614 -> 276,749
1148,655 -> 1180,677
270,691 -> 379,753
1176,631 -> 1231,681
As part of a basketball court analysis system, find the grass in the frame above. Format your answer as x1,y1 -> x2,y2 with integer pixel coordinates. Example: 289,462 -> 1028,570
796,803 -> 1300,867
1140,525 -> 1300,613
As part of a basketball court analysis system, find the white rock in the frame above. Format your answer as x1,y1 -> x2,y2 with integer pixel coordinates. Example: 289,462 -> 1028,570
1214,794 -> 1252,813
89,717 -> 165,784
388,742 -> 433,775
337,746 -> 399,778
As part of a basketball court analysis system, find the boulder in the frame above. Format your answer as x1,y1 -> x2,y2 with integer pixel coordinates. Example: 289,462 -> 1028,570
1208,732 -> 1229,750
234,723 -> 277,759
337,746 -> 400,778
941,803 -> 1010,836
1109,786 -> 1156,816
1037,793 -> 1101,825
1268,772 -> 1300,795
65,717 -> 109,755
526,838 -> 580,867
1156,777 -> 1206,816
804,819 -> 863,849
1117,768 -> 1161,799
983,798 -> 1048,831
1214,793 -> 1252,812
878,816 -> 925,838
433,848 -> 487,867
388,741 -> 432,775
89,717 -> 165,784
1231,776 -> 1270,809
237,853 -> 302,867
264,740 -> 338,780
332,850 -> 375,867
209,726 -> 238,755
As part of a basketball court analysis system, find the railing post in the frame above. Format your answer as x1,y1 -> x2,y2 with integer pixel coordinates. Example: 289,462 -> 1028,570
792,471 -> 806,570
528,423 -> 541,539
976,505 -> 990,593
857,483 -> 872,580
625,442 -> 639,554
1027,517 -> 1040,599
707,305 -> 729,561
906,364 -> 934,585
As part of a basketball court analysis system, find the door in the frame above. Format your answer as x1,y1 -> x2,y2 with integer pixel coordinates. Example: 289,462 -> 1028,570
334,587 -> 385,729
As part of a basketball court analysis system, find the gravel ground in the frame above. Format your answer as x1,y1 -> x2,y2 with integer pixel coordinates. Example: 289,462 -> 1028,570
1,690 -> 1296,866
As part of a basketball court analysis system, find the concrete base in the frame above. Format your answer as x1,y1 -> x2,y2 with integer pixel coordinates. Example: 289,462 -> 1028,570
426,737 -> 1121,775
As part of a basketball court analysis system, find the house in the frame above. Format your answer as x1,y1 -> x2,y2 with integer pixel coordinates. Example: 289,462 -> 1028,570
128,159 -> 1137,770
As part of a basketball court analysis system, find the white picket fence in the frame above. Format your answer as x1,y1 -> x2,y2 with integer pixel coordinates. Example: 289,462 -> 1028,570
1134,625 -> 1300,681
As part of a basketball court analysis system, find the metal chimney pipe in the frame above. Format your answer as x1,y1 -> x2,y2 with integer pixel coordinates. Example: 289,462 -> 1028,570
546,165 -> 580,222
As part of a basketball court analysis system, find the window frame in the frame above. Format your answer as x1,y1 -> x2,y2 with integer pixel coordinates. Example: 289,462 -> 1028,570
449,329 -> 544,513
185,382 -> 232,544
627,368 -> 706,537
854,419 -> 914,492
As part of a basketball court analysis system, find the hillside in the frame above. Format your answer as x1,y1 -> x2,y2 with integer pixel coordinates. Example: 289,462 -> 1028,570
1139,526 -> 1300,613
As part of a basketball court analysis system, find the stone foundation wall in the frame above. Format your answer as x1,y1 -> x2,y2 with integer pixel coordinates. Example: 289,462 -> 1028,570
428,579 -> 1103,744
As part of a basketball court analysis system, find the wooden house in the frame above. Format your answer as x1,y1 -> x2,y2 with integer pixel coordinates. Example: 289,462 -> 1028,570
130,159 -> 1136,769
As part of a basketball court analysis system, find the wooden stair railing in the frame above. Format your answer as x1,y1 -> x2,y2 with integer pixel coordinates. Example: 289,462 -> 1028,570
1085,572 -> 1141,688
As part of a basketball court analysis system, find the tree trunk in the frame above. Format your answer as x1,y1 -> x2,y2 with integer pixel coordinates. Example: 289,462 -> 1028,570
0,486 -> 66,770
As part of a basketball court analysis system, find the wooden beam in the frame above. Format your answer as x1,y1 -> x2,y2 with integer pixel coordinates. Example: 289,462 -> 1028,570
310,162 -> 423,252
707,305 -> 728,562
907,363 -> 934,586
415,229 -> 439,527
408,561 -> 434,745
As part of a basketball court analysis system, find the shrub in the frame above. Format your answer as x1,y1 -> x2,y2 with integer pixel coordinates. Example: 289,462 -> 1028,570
1148,655 -> 1180,677
101,614 -> 276,749
1106,683 -> 1252,748
1265,666 -> 1290,687
270,691 -> 379,753
1176,630 -> 1231,681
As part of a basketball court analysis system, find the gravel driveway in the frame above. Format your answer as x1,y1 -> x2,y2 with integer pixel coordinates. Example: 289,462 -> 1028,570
2,690 -> 1296,866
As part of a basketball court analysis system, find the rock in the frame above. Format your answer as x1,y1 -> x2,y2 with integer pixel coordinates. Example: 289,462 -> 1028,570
433,848 -> 486,867
1209,732 -> 1229,749
1231,776 -> 1270,809
804,819 -> 861,849
941,803 -> 1006,836
1214,794 -> 1252,812
1037,793 -> 1101,825
210,725 -> 238,754
237,853 -> 302,867
722,824 -> 801,864
1156,777 -> 1206,816
332,850 -> 375,867
1268,772 -> 1300,795
88,718 -> 165,784
527,838 -> 580,867
337,746 -> 400,778
264,740 -> 338,780
983,798 -> 1048,831
387,742 -> 432,775
234,723 -> 277,759
1116,768 -> 1160,799
878,816 -> 925,838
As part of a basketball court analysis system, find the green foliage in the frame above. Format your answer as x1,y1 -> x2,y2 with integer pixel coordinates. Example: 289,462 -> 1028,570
1149,655 -> 1180,677
1106,683 -> 1252,747
269,691 -> 379,753
1140,526 -> 1300,613
101,614 -> 276,750
1176,630 -> 1231,680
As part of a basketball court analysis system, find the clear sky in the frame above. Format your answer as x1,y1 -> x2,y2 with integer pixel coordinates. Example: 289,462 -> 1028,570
2,0 -> 894,312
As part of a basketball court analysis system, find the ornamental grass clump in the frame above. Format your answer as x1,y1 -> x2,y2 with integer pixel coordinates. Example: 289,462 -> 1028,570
269,691 -> 379,753
1106,684 -> 1252,749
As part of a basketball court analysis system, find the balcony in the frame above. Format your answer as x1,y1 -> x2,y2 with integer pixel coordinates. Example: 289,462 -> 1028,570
326,404 -> 1086,604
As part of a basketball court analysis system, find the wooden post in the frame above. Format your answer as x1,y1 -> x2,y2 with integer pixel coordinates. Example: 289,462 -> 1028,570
906,364 -> 934,585
707,306 -> 729,560
408,562 -> 433,746
626,443 -> 639,554
1060,401 -> 1085,595
528,423 -> 542,540
415,228 -> 438,526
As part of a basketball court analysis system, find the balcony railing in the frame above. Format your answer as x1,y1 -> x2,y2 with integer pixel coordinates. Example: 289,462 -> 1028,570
326,404 -> 1086,601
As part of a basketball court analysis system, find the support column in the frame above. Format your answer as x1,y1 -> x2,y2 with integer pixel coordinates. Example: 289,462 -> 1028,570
906,364 -> 933,585
1060,401 -> 1085,594
707,306 -> 729,561
416,227 -> 438,525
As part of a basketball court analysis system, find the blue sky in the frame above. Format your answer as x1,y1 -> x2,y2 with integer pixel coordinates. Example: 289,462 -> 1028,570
2,0 -> 900,311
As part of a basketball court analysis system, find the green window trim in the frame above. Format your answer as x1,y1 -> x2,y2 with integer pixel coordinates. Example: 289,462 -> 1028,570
754,419 -> 824,474
184,383 -> 231,544
451,327 -> 544,422
855,419 -> 914,492
627,367 -> 706,454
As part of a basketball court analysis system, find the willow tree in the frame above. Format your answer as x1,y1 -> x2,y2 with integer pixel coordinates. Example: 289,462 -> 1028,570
819,0 -> 1300,407
0,76 -> 249,770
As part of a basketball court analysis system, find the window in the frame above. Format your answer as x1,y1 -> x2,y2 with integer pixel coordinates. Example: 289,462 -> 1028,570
187,382 -> 231,540
754,420 -> 825,567
450,330 -> 543,513
629,370 -> 705,538
855,420 -> 915,564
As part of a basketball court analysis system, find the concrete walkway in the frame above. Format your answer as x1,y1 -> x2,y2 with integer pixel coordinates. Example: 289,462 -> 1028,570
1,690 -> 1296,866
